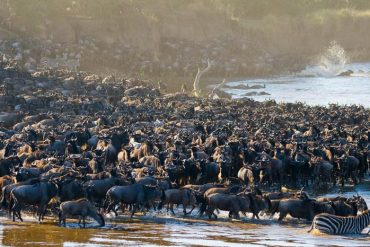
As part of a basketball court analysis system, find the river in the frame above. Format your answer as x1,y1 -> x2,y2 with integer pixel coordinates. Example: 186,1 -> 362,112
0,181 -> 369,247
222,42 -> 370,107
223,61 -> 370,107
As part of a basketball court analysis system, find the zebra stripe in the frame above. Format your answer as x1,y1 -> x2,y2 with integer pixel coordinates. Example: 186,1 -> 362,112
310,210 -> 370,234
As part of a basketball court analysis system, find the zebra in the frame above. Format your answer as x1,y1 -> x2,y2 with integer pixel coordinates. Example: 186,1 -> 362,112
308,210 -> 370,235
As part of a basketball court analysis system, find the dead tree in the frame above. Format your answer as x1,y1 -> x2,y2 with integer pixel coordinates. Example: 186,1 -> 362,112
193,59 -> 213,97
210,79 -> 226,95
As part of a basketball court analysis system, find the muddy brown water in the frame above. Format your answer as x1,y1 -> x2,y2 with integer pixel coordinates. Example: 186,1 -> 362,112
1,182 -> 370,247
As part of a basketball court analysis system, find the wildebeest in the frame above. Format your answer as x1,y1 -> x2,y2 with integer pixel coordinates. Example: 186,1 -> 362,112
105,183 -> 159,217
205,192 -> 252,220
197,160 -> 220,184
11,180 -> 58,222
59,198 -> 105,228
84,176 -> 126,206
238,166 -> 255,187
158,188 -> 197,215
337,155 -> 360,186
0,177 -> 39,216
272,198 -> 335,221
0,156 -> 21,176
55,176 -> 85,202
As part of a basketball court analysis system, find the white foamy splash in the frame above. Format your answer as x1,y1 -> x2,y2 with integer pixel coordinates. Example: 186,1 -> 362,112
300,41 -> 348,77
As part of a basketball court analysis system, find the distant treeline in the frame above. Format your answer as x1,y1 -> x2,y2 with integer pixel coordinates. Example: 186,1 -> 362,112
1,0 -> 370,79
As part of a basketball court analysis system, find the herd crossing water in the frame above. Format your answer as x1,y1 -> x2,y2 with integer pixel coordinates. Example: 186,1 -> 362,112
0,182 -> 369,246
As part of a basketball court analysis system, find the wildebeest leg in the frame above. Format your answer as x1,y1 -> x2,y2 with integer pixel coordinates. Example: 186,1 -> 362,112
13,199 -> 23,222
15,209 -> 22,222
351,171 -> 358,185
38,204 -> 45,222
83,217 -> 86,228
41,205 -> 48,221
130,203 -> 139,218
107,201 -> 118,217
233,211 -> 240,220
170,203 -> 176,215
59,212 -> 67,227
12,208 -> 15,222
206,206 -> 215,220
8,197 -> 14,219
58,212 -> 63,226
251,210 -> 259,219
183,203 -> 187,216
112,206 -> 118,217
278,212 -> 287,221
17,210 -> 23,222
254,213 -> 260,219
198,203 -> 206,217
107,201 -> 118,216
188,205 -> 195,215
151,201 -> 157,211
12,200 -> 22,222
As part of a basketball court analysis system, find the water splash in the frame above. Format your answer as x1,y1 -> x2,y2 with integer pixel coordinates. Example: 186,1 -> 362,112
300,41 -> 349,77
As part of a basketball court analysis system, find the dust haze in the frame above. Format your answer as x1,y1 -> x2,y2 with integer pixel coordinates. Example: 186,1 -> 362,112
1,0 -> 370,89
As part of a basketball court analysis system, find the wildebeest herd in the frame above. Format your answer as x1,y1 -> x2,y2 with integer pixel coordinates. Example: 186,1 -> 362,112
0,57 -> 369,234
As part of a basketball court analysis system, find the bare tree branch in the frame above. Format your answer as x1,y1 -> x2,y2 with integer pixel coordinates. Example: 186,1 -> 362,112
193,59 -> 213,97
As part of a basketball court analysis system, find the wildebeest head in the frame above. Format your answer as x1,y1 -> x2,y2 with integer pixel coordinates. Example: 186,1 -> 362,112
15,168 -> 31,182
110,132 -> 129,151
96,213 -> 105,227
314,201 -> 335,215
46,180 -> 59,198
1,142 -> 16,158
350,195 -> 368,212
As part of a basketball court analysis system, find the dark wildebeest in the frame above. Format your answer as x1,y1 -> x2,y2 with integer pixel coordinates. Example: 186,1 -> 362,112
337,155 -> 360,186
0,178 -> 39,216
84,176 -> 126,207
158,188 -> 197,216
197,160 -> 220,184
56,177 -> 85,202
59,198 -> 105,228
105,183 -> 159,217
0,156 -> 21,176
11,180 -> 58,222
198,186 -> 243,217
272,198 -> 335,221
205,192 -> 252,220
